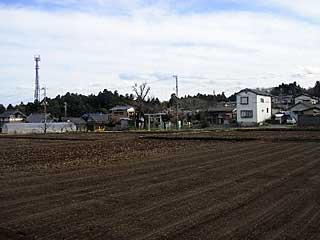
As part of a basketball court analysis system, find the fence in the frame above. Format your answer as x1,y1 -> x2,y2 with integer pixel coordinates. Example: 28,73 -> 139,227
298,115 -> 320,127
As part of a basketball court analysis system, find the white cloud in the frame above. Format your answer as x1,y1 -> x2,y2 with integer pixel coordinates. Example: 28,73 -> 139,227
264,0 -> 320,21
0,2 -> 320,105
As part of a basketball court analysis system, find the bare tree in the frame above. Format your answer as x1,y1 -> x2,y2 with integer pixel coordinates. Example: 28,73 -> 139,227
132,82 -> 150,102
132,82 -> 151,128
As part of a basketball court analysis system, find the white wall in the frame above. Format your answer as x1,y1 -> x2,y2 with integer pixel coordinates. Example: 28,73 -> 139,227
236,91 -> 257,125
2,122 -> 77,134
256,95 -> 272,123
237,91 -> 271,125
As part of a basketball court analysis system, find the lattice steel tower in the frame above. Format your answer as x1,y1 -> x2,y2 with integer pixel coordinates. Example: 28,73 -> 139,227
34,55 -> 41,101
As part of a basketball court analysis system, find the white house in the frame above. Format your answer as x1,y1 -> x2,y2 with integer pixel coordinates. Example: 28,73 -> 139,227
294,93 -> 318,105
236,89 -> 272,126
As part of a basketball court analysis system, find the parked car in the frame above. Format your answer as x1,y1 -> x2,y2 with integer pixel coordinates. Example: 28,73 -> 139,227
286,115 -> 296,124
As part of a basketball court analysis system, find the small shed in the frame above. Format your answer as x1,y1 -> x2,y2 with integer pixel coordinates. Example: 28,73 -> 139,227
207,103 -> 236,125
82,113 -> 111,132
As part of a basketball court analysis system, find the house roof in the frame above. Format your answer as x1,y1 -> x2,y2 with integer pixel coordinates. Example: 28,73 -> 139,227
110,105 -> 134,111
62,117 -> 86,125
207,103 -> 236,112
0,110 -> 26,118
236,88 -> 272,97
84,113 -> 110,123
301,105 -> 320,113
26,113 -> 55,123
288,102 -> 316,112
293,93 -> 317,99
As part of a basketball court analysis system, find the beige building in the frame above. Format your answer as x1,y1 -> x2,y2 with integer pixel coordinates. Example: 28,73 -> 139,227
110,105 -> 135,123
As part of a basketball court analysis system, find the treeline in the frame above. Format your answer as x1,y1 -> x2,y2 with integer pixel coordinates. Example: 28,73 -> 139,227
1,81 -> 320,117
180,92 -> 228,102
0,89 -> 162,118
172,92 -> 229,111
271,81 -> 320,97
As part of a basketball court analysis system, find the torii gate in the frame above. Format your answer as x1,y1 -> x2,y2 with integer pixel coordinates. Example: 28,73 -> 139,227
144,113 -> 167,131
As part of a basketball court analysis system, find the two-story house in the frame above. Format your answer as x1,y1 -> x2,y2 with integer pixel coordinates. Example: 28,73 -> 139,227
0,110 -> 26,133
110,105 -> 135,123
236,89 -> 272,126
0,110 -> 26,125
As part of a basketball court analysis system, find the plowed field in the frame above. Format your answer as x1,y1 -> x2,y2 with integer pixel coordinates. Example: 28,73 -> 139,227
1,131 -> 320,240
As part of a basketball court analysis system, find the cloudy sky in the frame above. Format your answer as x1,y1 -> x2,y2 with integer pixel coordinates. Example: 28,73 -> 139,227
1,0 -> 320,105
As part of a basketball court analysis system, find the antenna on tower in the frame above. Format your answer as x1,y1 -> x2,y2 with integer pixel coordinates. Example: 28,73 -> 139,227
34,55 -> 41,102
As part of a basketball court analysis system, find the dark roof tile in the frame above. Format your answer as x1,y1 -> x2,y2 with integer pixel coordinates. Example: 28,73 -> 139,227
0,110 -> 26,118
26,113 -> 55,123
236,88 -> 272,97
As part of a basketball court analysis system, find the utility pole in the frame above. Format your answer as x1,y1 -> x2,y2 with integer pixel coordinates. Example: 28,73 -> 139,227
41,87 -> 47,134
173,75 -> 179,130
34,55 -> 41,102
64,102 -> 67,118
148,114 -> 151,131
280,87 -> 283,110
173,75 -> 178,98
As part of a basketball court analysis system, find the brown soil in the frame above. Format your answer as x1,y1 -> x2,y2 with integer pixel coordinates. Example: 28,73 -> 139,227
1,131 -> 320,239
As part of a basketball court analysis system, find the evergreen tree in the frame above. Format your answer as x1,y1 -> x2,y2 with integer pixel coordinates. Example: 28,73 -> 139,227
6,104 -> 15,111
0,104 -> 5,114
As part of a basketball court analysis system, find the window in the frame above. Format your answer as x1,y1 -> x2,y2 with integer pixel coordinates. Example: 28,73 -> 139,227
260,98 -> 264,103
241,110 -> 253,118
240,97 -> 249,105
267,108 -> 269,113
